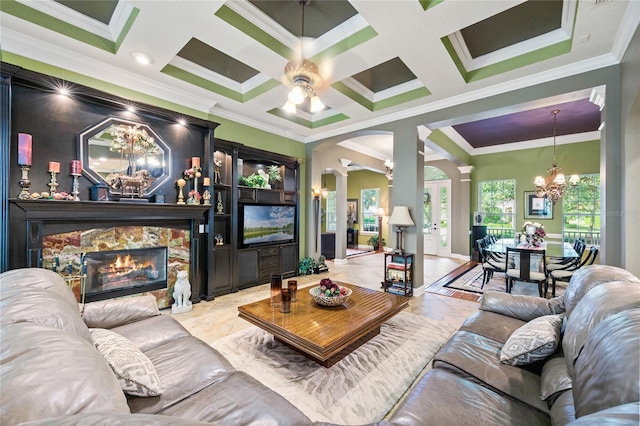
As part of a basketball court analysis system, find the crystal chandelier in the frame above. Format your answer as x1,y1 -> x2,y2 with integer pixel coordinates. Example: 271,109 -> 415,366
533,110 -> 579,203
282,0 -> 325,114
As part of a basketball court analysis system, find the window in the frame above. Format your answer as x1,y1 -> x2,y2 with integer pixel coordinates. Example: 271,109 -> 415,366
478,180 -> 516,239
325,191 -> 336,231
361,188 -> 380,233
562,174 -> 600,245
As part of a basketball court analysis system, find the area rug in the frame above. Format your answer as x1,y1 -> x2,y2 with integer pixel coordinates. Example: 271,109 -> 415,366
346,248 -> 374,258
209,311 -> 455,424
443,264 -> 507,294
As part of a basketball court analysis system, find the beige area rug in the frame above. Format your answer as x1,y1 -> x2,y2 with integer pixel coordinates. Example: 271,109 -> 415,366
209,311 -> 455,424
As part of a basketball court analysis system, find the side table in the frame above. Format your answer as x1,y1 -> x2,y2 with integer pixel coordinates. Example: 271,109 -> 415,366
382,252 -> 413,296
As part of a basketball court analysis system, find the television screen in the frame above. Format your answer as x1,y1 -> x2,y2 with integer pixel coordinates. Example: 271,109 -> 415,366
242,204 -> 295,246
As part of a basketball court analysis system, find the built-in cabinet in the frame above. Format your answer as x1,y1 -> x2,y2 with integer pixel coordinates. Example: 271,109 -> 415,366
204,139 -> 300,297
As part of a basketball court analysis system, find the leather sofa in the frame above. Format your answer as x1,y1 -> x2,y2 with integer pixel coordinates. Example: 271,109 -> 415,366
0,268 -> 313,426
387,264 -> 640,426
2,265 -> 639,425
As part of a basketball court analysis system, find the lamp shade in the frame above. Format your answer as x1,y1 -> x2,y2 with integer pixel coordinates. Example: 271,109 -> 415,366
376,207 -> 385,217
388,206 -> 414,226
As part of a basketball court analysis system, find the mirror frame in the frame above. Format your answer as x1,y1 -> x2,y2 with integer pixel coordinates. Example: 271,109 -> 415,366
78,116 -> 172,197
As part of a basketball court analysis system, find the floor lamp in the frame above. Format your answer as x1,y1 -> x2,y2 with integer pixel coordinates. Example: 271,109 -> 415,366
388,206 -> 414,255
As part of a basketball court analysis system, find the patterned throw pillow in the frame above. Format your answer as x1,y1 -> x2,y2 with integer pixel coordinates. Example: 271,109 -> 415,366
90,328 -> 163,397
500,314 -> 564,366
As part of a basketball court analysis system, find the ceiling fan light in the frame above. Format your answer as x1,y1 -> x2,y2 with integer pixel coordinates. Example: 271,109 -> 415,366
283,100 -> 297,114
288,85 -> 306,105
309,95 -> 324,113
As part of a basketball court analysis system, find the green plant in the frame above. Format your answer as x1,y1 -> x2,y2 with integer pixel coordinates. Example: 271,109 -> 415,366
298,256 -> 315,275
367,235 -> 386,249
239,173 -> 267,188
267,165 -> 282,183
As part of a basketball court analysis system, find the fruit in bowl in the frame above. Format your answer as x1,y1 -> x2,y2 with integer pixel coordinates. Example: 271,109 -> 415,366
309,278 -> 352,306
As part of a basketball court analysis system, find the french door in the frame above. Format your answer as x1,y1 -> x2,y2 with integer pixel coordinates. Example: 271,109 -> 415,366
423,180 -> 451,256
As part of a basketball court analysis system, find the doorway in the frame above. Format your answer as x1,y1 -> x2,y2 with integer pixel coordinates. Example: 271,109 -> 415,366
423,180 -> 451,256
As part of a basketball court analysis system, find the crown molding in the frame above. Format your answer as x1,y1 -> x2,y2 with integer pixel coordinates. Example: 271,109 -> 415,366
470,131 -> 600,156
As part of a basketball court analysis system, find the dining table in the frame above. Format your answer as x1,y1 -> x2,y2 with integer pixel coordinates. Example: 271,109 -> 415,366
486,238 -> 579,258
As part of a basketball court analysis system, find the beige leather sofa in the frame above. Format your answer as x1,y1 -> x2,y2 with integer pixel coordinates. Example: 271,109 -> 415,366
2,265 -> 639,426
0,268 -> 313,426
388,264 -> 640,426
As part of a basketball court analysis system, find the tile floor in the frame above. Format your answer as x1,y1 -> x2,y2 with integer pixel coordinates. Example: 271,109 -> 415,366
173,253 -> 480,343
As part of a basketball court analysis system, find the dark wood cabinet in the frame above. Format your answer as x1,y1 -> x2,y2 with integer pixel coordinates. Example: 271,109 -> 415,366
321,233 -> 336,259
347,229 -> 358,249
206,139 -> 300,296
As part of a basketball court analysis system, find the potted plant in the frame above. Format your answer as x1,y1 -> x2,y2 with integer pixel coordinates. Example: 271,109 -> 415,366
367,235 -> 386,251
298,256 -> 315,275
267,165 -> 282,187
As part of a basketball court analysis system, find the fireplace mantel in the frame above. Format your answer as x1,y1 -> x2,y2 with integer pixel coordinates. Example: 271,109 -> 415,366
10,199 -> 209,221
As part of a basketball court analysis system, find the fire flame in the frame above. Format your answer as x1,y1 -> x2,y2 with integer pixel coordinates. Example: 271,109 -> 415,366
109,254 -> 154,274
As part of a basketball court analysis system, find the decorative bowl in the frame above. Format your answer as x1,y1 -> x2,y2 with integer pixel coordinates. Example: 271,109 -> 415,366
309,286 -> 352,307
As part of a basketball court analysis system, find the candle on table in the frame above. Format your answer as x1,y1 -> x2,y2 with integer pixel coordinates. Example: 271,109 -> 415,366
203,177 -> 210,186
71,160 -> 82,175
191,157 -> 200,168
48,161 -> 60,173
17,133 -> 32,166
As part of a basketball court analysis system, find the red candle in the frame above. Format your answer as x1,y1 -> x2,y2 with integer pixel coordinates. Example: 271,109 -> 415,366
48,161 -> 60,173
191,157 -> 200,168
71,160 -> 82,175
17,133 -> 32,166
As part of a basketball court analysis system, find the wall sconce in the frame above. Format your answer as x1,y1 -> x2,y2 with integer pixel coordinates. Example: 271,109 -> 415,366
312,187 -> 321,199
384,159 -> 393,181
388,206 -> 414,254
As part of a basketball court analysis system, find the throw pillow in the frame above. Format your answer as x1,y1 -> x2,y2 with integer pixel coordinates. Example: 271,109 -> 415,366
500,314 -> 563,366
90,328 -> 163,397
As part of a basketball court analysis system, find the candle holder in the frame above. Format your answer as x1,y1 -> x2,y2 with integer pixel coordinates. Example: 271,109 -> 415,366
18,165 -> 32,200
177,179 -> 186,204
71,173 -> 81,201
48,171 -> 59,194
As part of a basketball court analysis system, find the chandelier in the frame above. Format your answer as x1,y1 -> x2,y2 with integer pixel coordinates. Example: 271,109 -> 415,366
282,0 -> 325,114
384,159 -> 393,180
533,110 -> 579,203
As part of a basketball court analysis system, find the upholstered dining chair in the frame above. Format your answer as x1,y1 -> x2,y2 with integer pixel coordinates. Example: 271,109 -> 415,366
546,246 -> 600,297
547,239 -> 585,269
505,247 -> 547,297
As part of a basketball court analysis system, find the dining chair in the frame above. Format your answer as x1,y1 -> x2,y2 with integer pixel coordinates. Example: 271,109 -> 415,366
546,246 -> 600,297
505,247 -> 547,297
547,239 -> 585,267
477,238 -> 508,288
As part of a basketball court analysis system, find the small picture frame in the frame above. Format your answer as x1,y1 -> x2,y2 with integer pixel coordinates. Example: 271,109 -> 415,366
524,191 -> 552,219
347,199 -> 358,224
90,184 -> 109,201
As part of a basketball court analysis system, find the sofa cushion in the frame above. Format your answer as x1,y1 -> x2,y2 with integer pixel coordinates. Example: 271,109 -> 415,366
563,265 -> 640,319
459,310 -> 526,344
90,328 -> 163,397
82,295 -> 160,329
562,281 -> 640,376
549,390 -> 576,426
156,370 -> 314,426
111,313 -> 191,352
572,309 -> 640,418
1,285 -> 92,342
540,355 -> 572,404
0,268 -> 79,309
433,330 -> 548,413
388,368 -> 550,426
127,335 -> 235,414
481,291 -> 564,322
0,323 -> 129,425
500,314 -> 563,366
566,402 -> 640,425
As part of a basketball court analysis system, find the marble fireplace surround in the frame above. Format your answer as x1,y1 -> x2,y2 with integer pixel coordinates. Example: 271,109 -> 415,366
9,200 -> 209,308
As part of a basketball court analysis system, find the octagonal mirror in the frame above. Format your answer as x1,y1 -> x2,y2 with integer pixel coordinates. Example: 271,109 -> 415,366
78,116 -> 172,196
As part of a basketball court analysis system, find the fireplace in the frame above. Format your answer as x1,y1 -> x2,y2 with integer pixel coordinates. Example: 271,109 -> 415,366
85,247 -> 168,302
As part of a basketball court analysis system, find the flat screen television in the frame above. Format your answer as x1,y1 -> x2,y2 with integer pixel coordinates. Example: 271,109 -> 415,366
240,204 -> 296,247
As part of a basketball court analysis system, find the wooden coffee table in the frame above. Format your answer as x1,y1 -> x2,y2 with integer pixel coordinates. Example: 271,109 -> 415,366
237,283 -> 408,367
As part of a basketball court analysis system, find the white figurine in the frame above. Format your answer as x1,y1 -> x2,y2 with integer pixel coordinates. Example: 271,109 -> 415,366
257,169 -> 271,189
171,270 -> 192,314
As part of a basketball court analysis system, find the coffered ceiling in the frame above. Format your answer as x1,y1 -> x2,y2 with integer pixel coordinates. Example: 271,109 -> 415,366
1,0 -> 638,160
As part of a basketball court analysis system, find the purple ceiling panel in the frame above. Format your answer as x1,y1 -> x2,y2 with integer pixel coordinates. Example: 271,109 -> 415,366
453,99 -> 602,148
